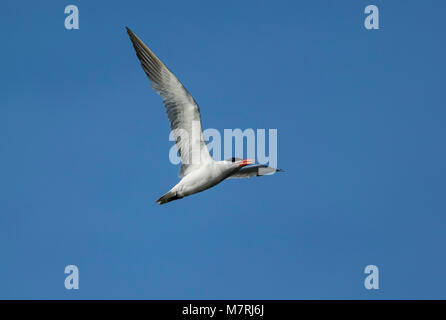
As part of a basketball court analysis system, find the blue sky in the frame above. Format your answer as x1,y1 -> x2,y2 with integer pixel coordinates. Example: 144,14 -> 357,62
1,1 -> 446,299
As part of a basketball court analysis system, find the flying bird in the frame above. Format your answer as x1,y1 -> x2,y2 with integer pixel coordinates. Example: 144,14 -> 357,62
126,27 -> 283,204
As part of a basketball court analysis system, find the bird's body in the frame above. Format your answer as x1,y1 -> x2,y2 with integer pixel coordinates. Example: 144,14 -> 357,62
158,159 -> 256,204
168,161 -> 237,200
126,27 -> 283,204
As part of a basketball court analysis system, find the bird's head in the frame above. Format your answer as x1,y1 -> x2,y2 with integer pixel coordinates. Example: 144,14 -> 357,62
225,157 -> 255,168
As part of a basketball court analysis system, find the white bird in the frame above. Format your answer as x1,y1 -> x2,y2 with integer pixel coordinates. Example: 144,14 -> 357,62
126,27 -> 283,204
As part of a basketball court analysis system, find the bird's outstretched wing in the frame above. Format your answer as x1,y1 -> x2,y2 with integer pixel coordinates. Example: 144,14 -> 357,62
228,165 -> 284,179
126,27 -> 212,176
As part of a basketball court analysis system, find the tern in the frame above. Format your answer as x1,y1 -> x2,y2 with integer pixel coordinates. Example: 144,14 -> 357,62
126,27 -> 283,204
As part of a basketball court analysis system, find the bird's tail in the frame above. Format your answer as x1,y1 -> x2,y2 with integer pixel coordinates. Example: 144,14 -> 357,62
155,190 -> 182,205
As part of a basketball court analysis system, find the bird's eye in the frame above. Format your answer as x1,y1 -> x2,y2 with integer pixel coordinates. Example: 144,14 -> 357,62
231,157 -> 236,162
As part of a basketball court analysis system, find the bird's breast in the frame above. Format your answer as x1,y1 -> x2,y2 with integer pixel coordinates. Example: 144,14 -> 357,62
177,163 -> 228,196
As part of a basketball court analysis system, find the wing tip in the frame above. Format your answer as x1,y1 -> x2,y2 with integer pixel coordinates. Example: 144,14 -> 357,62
125,26 -> 137,40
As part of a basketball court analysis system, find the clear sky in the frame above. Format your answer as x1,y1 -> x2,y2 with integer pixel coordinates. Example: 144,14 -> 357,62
1,1 -> 445,299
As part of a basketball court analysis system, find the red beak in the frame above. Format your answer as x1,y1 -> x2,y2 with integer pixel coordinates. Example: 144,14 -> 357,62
238,159 -> 255,167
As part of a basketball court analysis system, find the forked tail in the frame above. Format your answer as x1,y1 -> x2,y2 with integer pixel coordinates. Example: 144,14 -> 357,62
155,190 -> 182,205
